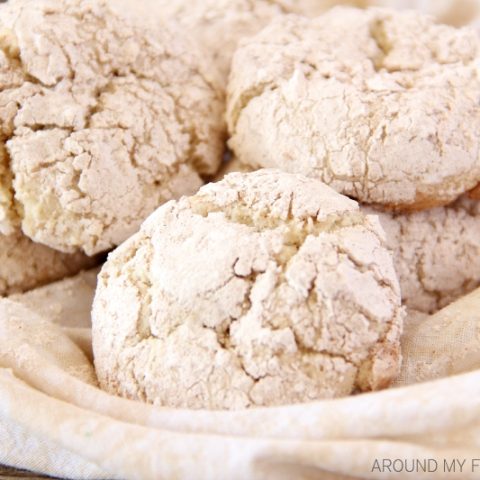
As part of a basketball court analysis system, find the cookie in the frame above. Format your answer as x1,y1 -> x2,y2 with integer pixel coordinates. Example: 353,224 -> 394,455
227,8 -> 480,210
0,232 -> 98,296
222,162 -> 480,313
92,169 -> 404,410
368,196 -> 480,313
0,0 -> 224,254
113,0 -> 366,82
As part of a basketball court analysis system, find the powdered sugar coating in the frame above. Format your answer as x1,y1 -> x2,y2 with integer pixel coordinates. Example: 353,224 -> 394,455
93,170 -> 403,410
218,161 -> 480,313
227,7 -> 480,210
114,0 -> 366,82
0,0 -> 224,254
369,196 -> 480,313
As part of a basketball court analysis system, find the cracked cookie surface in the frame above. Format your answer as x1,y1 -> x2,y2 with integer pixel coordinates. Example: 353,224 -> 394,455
368,196 -> 480,313
92,169 -> 404,410
0,0 -> 224,255
227,7 -> 480,210
220,160 -> 480,313
112,0 -> 366,82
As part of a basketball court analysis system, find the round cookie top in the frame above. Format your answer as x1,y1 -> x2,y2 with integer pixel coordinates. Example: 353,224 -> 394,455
227,7 -> 480,210
92,169 -> 404,410
0,0 -> 224,254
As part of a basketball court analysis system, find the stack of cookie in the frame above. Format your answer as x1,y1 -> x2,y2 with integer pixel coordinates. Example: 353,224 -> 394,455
225,7 -> 480,315
2,0 -> 480,415
92,5 -> 480,410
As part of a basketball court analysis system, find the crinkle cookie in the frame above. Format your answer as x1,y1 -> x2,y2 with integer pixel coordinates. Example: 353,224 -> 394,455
0,232 -> 97,296
113,0 -> 366,82
216,162 -> 480,313
93,169 -> 404,410
0,0 -> 224,255
227,8 -> 480,210
368,196 -> 480,314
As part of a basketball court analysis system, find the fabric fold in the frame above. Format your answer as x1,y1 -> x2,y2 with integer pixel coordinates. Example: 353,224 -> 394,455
0,271 -> 479,479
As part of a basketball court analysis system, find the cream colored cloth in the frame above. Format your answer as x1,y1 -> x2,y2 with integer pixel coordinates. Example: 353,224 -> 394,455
0,271 -> 479,480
